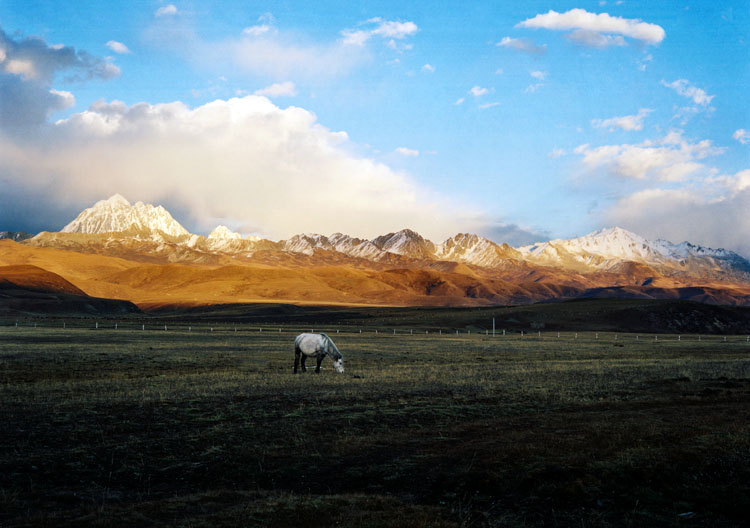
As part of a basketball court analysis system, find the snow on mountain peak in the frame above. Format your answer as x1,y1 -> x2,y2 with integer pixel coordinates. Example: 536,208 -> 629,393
208,225 -> 242,240
61,194 -> 189,237
371,228 -> 435,258
104,193 -> 131,207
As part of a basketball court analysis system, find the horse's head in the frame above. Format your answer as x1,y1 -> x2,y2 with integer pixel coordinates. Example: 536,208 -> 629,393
333,357 -> 345,373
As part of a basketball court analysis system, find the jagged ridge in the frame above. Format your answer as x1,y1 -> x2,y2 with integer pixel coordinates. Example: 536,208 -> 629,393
23,195 -> 750,283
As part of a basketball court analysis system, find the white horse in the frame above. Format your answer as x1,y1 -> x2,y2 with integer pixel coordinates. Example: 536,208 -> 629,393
294,333 -> 344,374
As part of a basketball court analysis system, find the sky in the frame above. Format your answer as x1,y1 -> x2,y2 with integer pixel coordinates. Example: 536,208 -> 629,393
0,1 -> 748,254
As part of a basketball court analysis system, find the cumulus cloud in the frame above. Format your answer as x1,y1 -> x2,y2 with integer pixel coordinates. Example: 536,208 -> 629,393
574,130 -> 725,182
496,36 -> 547,54
516,9 -> 665,46
0,95 -> 479,240
155,4 -> 178,17
661,79 -> 714,106
591,108 -> 652,131
395,147 -> 419,157
734,129 -> 750,145
253,81 -> 296,97
421,63 -> 435,73
530,70 -> 547,81
105,40 -> 131,54
0,27 -> 119,129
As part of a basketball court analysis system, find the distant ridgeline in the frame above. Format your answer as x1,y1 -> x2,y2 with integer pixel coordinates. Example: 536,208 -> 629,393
2,194 -> 750,308
0,231 -> 33,242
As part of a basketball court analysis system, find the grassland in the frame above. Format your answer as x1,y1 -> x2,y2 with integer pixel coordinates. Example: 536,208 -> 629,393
2,321 -> 749,527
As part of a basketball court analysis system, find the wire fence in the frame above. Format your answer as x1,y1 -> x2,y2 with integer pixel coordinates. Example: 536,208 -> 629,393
1,318 -> 749,343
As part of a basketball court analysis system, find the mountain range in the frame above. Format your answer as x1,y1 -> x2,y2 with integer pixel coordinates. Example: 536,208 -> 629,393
2,194 -> 750,309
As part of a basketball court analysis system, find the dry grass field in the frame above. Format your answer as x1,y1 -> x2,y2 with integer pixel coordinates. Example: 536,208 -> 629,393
2,321 -> 749,526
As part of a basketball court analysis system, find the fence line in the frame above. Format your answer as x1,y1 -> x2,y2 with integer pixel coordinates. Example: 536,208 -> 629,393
1,319 -> 750,343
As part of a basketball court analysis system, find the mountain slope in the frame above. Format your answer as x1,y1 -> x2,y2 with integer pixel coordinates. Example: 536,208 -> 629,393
0,263 -> 141,315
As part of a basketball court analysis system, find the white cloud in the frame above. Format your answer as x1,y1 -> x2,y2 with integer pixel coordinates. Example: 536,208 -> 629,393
469,86 -> 489,97
591,108 -> 652,131
371,20 -> 418,39
517,8 -> 665,46
340,18 -> 418,47
574,130 -> 725,182
478,102 -> 500,109
421,63 -> 435,73
253,81 -> 296,97
105,40 -> 131,54
733,129 -> 750,145
566,29 -> 626,48
155,4 -> 178,17
496,36 -> 547,54
243,24 -> 272,37
0,95 -> 476,240
49,88 -> 75,108
530,70 -> 547,81
395,147 -> 419,157
454,97 -> 465,106
661,79 -> 714,106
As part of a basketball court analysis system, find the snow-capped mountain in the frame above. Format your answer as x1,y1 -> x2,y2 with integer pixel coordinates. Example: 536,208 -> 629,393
207,225 -> 243,241
435,233 -> 521,268
519,227 -> 750,277
61,194 -> 189,238
24,196 -> 750,282
519,227 -> 663,269
371,229 -> 436,259
281,233 -> 388,260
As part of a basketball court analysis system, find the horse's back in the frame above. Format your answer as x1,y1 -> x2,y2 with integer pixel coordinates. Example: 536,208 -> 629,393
295,333 -> 324,356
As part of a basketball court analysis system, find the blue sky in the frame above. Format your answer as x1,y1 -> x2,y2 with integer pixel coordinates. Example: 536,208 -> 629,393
0,1 -> 748,254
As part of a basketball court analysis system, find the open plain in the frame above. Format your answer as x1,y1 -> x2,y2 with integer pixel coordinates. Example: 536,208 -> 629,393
2,317 -> 749,527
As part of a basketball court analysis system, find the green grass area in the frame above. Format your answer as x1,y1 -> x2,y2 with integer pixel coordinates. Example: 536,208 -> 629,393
2,326 -> 749,526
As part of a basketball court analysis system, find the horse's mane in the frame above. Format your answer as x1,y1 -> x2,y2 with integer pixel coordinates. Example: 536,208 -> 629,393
318,333 -> 342,359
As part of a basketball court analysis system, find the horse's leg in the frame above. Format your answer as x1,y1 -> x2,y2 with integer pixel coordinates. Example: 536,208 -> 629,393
294,347 -> 300,374
315,354 -> 323,373
301,354 -> 307,373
